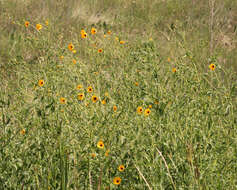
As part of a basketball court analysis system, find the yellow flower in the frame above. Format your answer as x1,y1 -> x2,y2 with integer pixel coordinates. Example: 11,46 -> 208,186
97,140 -> 104,149
105,150 -> 110,157
60,97 -> 66,104
107,30 -> 112,35
72,59 -> 77,64
68,43 -> 74,51
92,95 -> 98,103
72,50 -> 77,54
36,24 -> 42,31
120,41 -> 125,44
209,64 -> 215,71
81,32 -> 87,38
91,153 -> 96,158
172,68 -> 177,73
78,93 -> 84,101
87,86 -> 93,93
81,29 -> 86,34
137,106 -> 143,114
24,21 -> 30,27
45,20 -> 49,26
113,177 -> 121,185
149,105 -> 152,108
115,37 -> 119,41
98,49 -> 103,53
77,84 -> 83,90
144,108 -> 151,116
91,27 -> 97,34
104,34 -> 107,38
60,55 -> 64,60
20,129 -> 26,135
135,82 -> 139,86
101,100 -> 106,105
118,165 -> 125,172
167,57 -> 171,62
38,79 -> 44,87
105,92 -> 109,97
113,105 -> 117,112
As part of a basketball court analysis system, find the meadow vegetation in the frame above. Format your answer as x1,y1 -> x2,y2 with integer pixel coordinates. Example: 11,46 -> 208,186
0,0 -> 236,189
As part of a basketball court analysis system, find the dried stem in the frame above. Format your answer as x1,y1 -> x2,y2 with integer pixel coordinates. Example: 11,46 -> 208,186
134,164 -> 152,190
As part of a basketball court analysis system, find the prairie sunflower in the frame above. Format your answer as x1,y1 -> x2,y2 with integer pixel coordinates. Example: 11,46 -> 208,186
172,68 -> 177,73
144,108 -> 151,116
77,84 -> 83,90
209,63 -> 215,71
78,93 -> 84,101
118,165 -> 125,172
113,105 -> 117,112
60,97 -> 66,104
97,140 -> 104,149
20,129 -> 26,135
38,79 -> 44,87
98,49 -> 103,53
25,21 -> 29,27
137,106 -> 143,114
68,43 -> 74,51
87,86 -> 93,93
92,95 -> 98,103
36,24 -> 42,31
91,27 -> 97,34
113,177 -> 121,185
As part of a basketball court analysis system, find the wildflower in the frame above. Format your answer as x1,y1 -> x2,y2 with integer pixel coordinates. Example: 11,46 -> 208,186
78,93 -> 84,101
105,150 -> 110,157
118,165 -> 125,172
149,105 -> 152,108
135,82 -> 139,86
68,43 -> 74,51
144,108 -> 151,116
105,92 -> 109,97
81,29 -> 86,34
120,41 -> 125,44
72,59 -> 77,64
20,129 -> 26,135
97,140 -> 104,149
60,55 -> 64,60
104,34 -> 107,38
81,32 -> 87,38
115,37 -> 119,41
107,30 -> 112,35
167,57 -> 171,62
72,50 -> 77,54
45,20 -> 49,26
209,63 -> 215,71
38,79 -> 44,87
77,84 -> 83,90
98,49 -> 103,53
172,68 -> 177,73
101,100 -> 106,105
91,153 -> 96,158
60,97 -> 66,104
87,86 -> 93,93
113,177 -> 121,185
36,24 -> 42,31
137,106 -> 143,114
92,95 -> 98,103
25,21 -> 30,27
113,105 -> 117,112
91,27 -> 97,34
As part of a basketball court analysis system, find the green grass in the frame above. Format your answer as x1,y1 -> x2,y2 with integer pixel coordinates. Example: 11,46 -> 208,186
0,0 -> 237,189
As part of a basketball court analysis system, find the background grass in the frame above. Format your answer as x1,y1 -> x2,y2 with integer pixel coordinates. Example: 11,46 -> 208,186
0,0 -> 237,189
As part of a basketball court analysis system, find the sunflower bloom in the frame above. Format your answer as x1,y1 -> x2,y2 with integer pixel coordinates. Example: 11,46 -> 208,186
167,57 -> 171,62
60,55 -> 64,60
107,30 -> 112,35
97,140 -> 104,149
113,177 -> 121,185
172,68 -> 177,73
45,20 -> 49,26
72,50 -> 77,54
105,150 -> 110,157
38,79 -> 44,87
149,105 -> 152,108
68,43 -> 74,51
101,100 -> 106,105
137,106 -> 143,114
81,29 -> 86,34
20,129 -> 26,135
78,93 -> 84,101
36,24 -> 42,31
92,95 -> 98,103
60,97 -> 66,104
87,86 -> 93,93
120,41 -> 125,44
113,105 -> 117,112
77,84 -> 83,90
91,27 -> 97,34
209,64 -> 215,71
144,108 -> 151,116
118,165 -> 125,172
81,32 -> 87,38
135,82 -> 139,86
98,49 -> 103,53
25,21 -> 30,27
91,153 -> 96,158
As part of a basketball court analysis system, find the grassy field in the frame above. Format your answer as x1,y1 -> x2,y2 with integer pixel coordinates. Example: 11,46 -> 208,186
0,0 -> 237,189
